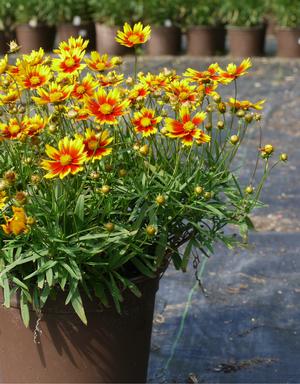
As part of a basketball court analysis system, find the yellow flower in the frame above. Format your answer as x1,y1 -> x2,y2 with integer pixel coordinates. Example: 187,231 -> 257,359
32,82 -> 74,105
0,55 -> 8,75
1,206 -> 27,236
115,22 -> 151,48
85,52 -> 122,72
0,191 -> 7,210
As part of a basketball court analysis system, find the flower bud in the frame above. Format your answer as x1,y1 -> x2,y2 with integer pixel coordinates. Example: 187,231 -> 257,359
4,170 -> 17,184
119,169 -> 127,177
205,123 -> 212,131
261,144 -> 274,155
244,113 -> 253,123
155,194 -> 166,205
213,94 -> 221,103
194,186 -> 203,195
104,163 -> 113,172
15,191 -> 27,205
26,216 -> 36,226
218,102 -> 226,114
146,225 -> 156,236
236,109 -> 245,118
31,174 -> 41,184
104,222 -> 115,232
0,179 -> 9,191
280,153 -> 288,162
139,144 -> 149,156
245,185 -> 254,194
204,191 -> 212,200
160,127 -> 168,135
101,185 -> 111,194
48,124 -> 57,133
217,121 -> 224,130
254,113 -> 262,121
90,171 -> 100,180
230,135 -> 239,145
206,105 -> 213,113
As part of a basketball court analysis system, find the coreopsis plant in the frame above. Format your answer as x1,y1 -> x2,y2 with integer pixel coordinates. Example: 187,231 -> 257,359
0,26 -> 286,326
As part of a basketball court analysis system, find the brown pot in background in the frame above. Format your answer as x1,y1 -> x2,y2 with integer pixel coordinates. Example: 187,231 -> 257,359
276,28 -> 300,57
57,23 -> 96,50
16,24 -> 56,53
227,25 -> 266,57
0,276 -> 159,383
187,25 -> 226,56
146,26 -> 182,55
95,23 -> 131,55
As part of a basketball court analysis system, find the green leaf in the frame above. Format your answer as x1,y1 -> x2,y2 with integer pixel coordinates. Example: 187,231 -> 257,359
171,251 -> 183,270
0,253 -> 39,280
71,288 -> 87,325
3,276 -> 10,308
155,229 -> 168,267
20,291 -> 30,328
74,194 -> 85,222
181,238 -> 195,272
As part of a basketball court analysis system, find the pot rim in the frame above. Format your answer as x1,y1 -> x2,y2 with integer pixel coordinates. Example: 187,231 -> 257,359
227,24 -> 265,31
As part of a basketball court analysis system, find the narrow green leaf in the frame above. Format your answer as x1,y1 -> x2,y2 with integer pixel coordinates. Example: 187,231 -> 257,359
71,289 -> 87,325
20,291 -> 30,328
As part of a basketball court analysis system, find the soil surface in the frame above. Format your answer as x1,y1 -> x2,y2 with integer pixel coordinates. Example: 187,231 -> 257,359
134,51 -> 300,383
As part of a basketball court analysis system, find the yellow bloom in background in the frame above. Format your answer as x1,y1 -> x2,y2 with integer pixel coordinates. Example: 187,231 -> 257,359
166,79 -> 198,106
132,108 -> 162,137
97,71 -> 124,87
52,48 -> 86,75
0,88 -> 19,105
116,22 -> 151,48
84,88 -> 130,125
22,48 -> 47,66
72,73 -> 98,100
127,83 -> 149,104
41,137 -> 87,179
80,128 -> 113,162
219,58 -> 252,83
1,206 -> 27,236
228,98 -> 265,111
17,63 -> 51,90
22,115 -> 48,137
32,82 -> 74,105
183,63 -> 221,84
85,52 -> 122,72
54,36 -> 89,55
0,118 -> 24,140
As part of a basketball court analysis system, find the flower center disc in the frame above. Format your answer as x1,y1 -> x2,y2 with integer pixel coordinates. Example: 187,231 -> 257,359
183,121 -> 195,131
30,76 -> 41,85
99,103 -> 113,115
60,154 -> 73,166
140,117 -> 151,127
65,57 -> 75,67
76,85 -> 86,94
88,139 -> 98,150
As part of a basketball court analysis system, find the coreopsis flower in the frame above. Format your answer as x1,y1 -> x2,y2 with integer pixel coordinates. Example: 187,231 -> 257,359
132,108 -> 162,137
65,105 -> 89,121
0,55 -> 8,75
197,82 -> 219,97
32,82 -> 74,104
165,79 -> 198,106
54,36 -> 89,55
85,52 -> 122,72
8,40 -> 21,54
71,73 -> 98,100
17,63 -> 51,89
127,83 -> 149,104
84,88 -> 130,125
165,107 -> 209,146
219,58 -> 252,83
0,89 -> 19,105
0,118 -> 24,140
0,191 -> 7,210
227,98 -> 265,111
115,22 -> 151,48
41,137 -> 87,179
22,48 -> 47,66
1,206 -> 27,236
183,63 -> 221,84
97,71 -> 124,87
80,128 -> 113,162
22,115 -> 47,137
52,48 -> 86,75
138,72 -> 168,92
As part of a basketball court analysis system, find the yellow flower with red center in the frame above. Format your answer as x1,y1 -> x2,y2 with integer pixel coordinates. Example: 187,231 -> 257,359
197,82 -> 219,97
54,36 -> 89,55
79,128 -> 113,162
219,58 -> 252,83
165,107 -> 209,146
0,118 -> 24,140
0,89 -> 19,105
132,108 -> 162,137
183,63 -> 221,84
1,206 -> 27,236
127,83 -> 149,104
72,73 -> 98,100
41,137 -> 87,179
65,105 -> 90,121
22,48 -> 47,66
52,48 -> 86,75
227,98 -> 265,111
0,191 -> 7,210
166,79 -> 198,106
22,115 -> 47,137
84,88 -> 130,125
32,82 -> 74,105
116,22 -> 151,48
17,63 -> 51,90
138,72 -> 168,92
97,71 -> 124,87
85,52 -> 122,72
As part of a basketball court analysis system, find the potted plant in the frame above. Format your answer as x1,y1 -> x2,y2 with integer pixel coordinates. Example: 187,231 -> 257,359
143,0 -> 185,55
223,0 -> 267,57
53,0 -> 96,50
0,26 -> 286,383
0,0 -> 15,54
88,0 -> 141,55
270,0 -> 300,57
14,0 -> 57,53
184,0 -> 226,56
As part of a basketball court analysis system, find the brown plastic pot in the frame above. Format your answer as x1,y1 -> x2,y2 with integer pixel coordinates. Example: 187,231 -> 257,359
95,23 -> 131,55
276,27 -> 300,58
187,25 -> 226,56
16,24 -> 56,53
57,23 -> 96,50
227,25 -> 266,57
146,26 -> 182,55
0,276 -> 159,383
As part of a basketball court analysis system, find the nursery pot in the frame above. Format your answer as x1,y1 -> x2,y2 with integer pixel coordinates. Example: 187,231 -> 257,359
227,25 -> 266,57
0,276 -> 159,383
146,26 -> 182,55
95,23 -> 131,55
16,24 -> 56,53
187,25 -> 226,56
276,28 -> 300,58
57,23 -> 96,50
